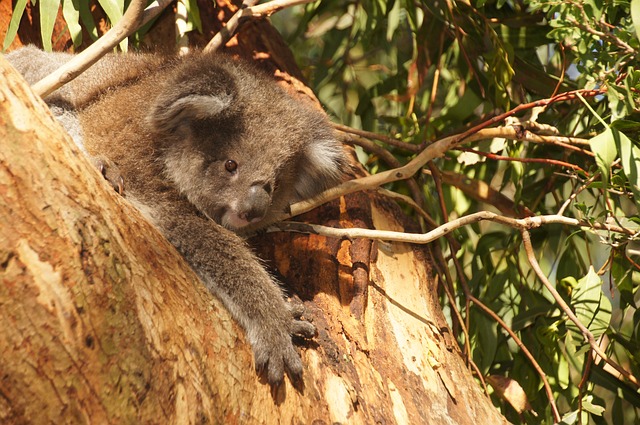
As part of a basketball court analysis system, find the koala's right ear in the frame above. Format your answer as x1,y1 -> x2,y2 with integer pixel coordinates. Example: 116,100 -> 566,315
147,93 -> 232,134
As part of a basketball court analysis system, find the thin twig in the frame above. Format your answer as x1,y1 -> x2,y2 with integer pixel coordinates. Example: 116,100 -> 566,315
205,0 -> 314,53
468,292 -> 561,422
344,133 -> 402,167
334,123 -> 421,152
557,171 -> 602,216
264,212 -> 637,244
427,169 -> 533,218
425,30 -> 445,124
521,230 -> 639,388
455,147 -> 588,174
31,0 -> 171,97
567,17 -> 635,55
344,133 -> 426,208
376,188 -> 435,227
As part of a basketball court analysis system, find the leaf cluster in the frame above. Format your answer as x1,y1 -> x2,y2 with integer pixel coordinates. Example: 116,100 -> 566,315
274,1 -> 640,423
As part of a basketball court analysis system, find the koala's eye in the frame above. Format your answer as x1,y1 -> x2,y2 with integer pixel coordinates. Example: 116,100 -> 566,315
225,159 -> 238,174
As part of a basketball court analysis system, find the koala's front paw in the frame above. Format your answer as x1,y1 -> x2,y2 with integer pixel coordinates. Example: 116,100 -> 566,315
252,303 -> 316,386
92,156 -> 125,195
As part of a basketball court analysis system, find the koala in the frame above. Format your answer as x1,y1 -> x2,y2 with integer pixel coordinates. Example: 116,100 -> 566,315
6,46 -> 346,386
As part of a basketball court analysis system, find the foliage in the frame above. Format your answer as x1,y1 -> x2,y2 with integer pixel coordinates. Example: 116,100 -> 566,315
2,0 -> 202,52
4,0 -> 640,423
273,1 -> 640,423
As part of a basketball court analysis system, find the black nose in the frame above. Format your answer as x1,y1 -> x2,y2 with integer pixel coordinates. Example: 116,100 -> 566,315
237,184 -> 272,223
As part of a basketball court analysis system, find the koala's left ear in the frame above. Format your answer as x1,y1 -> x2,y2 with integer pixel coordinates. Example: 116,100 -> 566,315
294,138 -> 346,200
146,93 -> 232,135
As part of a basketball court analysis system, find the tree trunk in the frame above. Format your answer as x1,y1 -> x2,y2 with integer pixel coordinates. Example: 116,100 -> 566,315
0,3 -> 509,423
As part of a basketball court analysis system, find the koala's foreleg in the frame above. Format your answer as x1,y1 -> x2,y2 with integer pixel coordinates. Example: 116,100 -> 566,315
139,196 -> 316,385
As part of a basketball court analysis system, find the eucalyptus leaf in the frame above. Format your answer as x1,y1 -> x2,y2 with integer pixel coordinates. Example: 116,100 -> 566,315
3,0 -> 28,51
589,128 -> 617,187
96,0 -> 127,50
386,0 -> 400,42
78,0 -> 99,40
62,0 -> 82,48
567,267 -> 612,341
613,129 -> 640,204
631,0 -> 640,43
185,0 -> 202,33
39,0 -> 59,52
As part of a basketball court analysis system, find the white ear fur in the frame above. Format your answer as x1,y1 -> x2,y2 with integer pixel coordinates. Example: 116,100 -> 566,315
148,94 -> 232,134
294,139 -> 344,199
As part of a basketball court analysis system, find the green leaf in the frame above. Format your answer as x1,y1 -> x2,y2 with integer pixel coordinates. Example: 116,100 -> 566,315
3,0 -> 28,51
97,0 -> 126,50
631,0 -> 640,43
97,0 -> 123,24
567,267 -> 612,341
62,0 -> 82,48
78,0 -> 98,40
613,129 -> 640,204
386,0 -> 400,42
591,362 -> 640,408
612,397 -> 624,425
581,394 -> 605,416
561,409 -> 579,424
185,0 -> 202,33
611,119 -> 640,132
589,128 -> 617,187
557,351 -> 570,389
39,0 -> 60,52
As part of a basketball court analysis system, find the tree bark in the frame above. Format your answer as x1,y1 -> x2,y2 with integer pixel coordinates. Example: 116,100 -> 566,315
0,53 -> 507,425
0,2 -> 509,423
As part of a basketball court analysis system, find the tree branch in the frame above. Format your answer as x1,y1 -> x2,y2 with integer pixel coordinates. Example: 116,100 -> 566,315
265,211 -> 637,245
468,292 -> 559,422
205,0 -> 314,53
281,109 -> 599,228
31,0 -> 173,98
521,230 -> 640,389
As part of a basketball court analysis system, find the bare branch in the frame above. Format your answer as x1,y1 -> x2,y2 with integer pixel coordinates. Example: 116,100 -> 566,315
521,230 -> 640,388
468,293 -> 559,422
287,124 -> 594,222
31,0 -> 173,98
455,147 -> 588,174
205,0 -> 314,53
265,212 -> 637,244
334,123 -> 421,153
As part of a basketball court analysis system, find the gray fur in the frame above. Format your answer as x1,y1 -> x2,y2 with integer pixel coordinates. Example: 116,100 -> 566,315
6,46 -> 347,385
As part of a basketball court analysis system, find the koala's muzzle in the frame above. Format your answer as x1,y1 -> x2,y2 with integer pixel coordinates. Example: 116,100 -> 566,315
237,183 -> 272,223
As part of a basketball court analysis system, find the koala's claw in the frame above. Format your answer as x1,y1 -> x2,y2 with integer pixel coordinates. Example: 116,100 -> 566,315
291,319 -> 317,338
286,300 -> 317,338
93,157 -> 125,195
286,300 -> 307,318
253,305 -> 316,387
254,334 -> 302,386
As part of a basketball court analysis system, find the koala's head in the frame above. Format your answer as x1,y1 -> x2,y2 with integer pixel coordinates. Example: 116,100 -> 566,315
146,52 -> 346,230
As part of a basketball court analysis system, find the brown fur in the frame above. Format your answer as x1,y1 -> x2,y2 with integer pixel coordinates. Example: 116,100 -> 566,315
7,46 -> 347,385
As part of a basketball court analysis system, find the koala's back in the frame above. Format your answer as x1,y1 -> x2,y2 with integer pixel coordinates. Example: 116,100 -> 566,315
77,62 -> 171,195
76,52 -> 338,207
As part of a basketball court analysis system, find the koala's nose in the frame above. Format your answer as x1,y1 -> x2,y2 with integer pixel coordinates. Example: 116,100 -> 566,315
238,183 -> 272,223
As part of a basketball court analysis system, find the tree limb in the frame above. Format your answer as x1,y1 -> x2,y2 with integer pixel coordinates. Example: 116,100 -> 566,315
31,0 -> 173,98
205,0 -> 314,53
